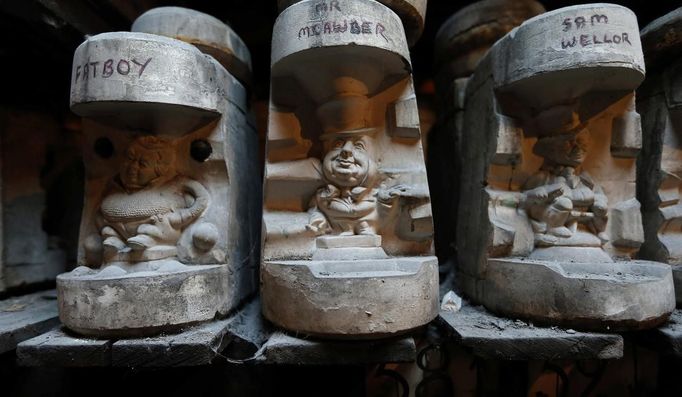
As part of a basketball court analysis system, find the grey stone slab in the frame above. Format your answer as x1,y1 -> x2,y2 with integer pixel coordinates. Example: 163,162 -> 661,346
492,4 -> 644,93
58,265 -> 232,338
471,259 -> 674,332
272,0 -> 410,70
69,32 -> 248,127
437,303 -> 623,360
262,258 -> 438,338
16,327 -> 112,367
0,290 -> 59,353
257,332 -> 416,365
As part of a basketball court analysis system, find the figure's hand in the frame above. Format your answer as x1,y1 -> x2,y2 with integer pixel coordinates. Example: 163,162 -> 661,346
531,188 -> 549,202
593,203 -> 607,218
150,214 -> 164,224
388,184 -> 409,197
318,184 -> 340,199
306,214 -> 329,235
526,184 -> 564,204
378,184 -> 409,203
547,185 -> 565,201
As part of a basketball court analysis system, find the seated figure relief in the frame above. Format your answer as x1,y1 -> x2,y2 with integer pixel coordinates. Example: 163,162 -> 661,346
307,130 -> 407,237
522,130 -> 608,247
452,3 -> 676,331
86,135 -> 212,266
260,0 -> 439,338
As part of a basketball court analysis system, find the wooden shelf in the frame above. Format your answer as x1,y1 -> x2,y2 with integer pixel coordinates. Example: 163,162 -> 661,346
17,297 -> 268,367
437,302 -> 624,360
255,332 -> 416,365
0,289 -> 59,354
15,295 -> 417,367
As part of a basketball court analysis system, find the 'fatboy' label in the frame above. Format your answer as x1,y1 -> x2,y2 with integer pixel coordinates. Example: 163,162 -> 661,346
73,57 -> 152,82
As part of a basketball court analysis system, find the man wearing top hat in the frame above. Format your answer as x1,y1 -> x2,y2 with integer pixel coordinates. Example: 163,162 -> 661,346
307,126 -> 378,236
306,127 -> 406,236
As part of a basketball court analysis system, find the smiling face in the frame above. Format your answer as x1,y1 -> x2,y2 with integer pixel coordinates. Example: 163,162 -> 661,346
565,134 -> 589,165
553,133 -> 589,167
322,136 -> 374,187
534,132 -> 590,167
120,136 -> 175,190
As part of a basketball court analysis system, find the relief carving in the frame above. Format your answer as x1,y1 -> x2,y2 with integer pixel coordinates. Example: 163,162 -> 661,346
57,7 -> 260,337
85,136 -> 213,268
522,129 -> 609,247
430,0 -> 545,265
261,0 -> 438,338
454,4 -> 675,331
307,131 -> 405,237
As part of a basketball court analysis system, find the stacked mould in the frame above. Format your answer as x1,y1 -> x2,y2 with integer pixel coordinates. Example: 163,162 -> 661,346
57,7 -> 261,337
456,4 -> 675,330
261,0 -> 438,338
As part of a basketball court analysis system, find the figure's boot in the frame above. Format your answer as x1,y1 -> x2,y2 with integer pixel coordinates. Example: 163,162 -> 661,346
339,222 -> 355,236
102,236 -> 127,260
356,221 -> 376,235
128,223 -> 166,251
548,226 -> 572,237
534,233 -> 558,245
127,234 -> 157,251
545,196 -> 573,238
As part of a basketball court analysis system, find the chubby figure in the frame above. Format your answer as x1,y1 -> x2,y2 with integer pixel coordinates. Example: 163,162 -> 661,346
88,136 -> 211,264
307,130 -> 405,236
522,131 -> 608,246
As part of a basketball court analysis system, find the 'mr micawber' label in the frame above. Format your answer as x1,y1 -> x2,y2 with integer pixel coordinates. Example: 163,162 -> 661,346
296,0 -> 389,42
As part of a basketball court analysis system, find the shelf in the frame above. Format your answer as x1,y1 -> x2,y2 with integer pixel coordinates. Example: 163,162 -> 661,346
0,289 -> 59,354
17,297 -> 268,367
15,294 -> 417,367
255,332 -> 416,365
437,301 -> 624,360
